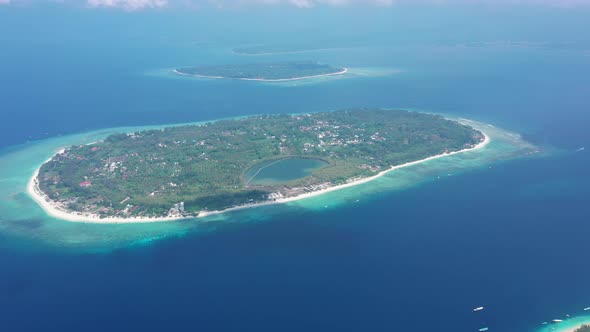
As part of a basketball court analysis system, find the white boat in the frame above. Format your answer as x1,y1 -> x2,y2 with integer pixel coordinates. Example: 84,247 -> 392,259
584,307 -> 590,311
553,319 -> 563,323
473,307 -> 485,312
479,328 -> 489,332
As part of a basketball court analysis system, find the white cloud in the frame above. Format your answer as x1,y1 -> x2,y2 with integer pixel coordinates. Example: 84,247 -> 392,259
286,0 -> 393,7
206,0 -> 395,8
199,0 -> 590,8
3,0 -> 590,10
87,0 -> 168,10
288,0 -> 313,7
434,0 -> 590,7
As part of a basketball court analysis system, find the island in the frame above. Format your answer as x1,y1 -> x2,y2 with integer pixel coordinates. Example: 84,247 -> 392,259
538,314 -> 590,332
174,61 -> 347,81
233,45 -> 328,55
30,109 -> 488,222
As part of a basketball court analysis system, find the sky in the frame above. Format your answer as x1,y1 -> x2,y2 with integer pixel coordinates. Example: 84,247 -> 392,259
2,0 -> 590,10
0,0 -> 589,150
1,0 -> 589,53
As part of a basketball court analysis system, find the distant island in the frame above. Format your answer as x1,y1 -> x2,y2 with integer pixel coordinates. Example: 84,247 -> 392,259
30,109 -> 488,222
174,61 -> 347,81
233,45 -> 330,55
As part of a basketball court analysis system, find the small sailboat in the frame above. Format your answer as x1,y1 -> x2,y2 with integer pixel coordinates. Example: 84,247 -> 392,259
473,306 -> 485,312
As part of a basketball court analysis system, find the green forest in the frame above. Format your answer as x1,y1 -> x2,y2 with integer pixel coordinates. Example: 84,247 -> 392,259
37,109 -> 484,218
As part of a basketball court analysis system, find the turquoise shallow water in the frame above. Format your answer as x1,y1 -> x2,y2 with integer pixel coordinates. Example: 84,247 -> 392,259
0,116 -> 537,252
1,9 -> 589,330
537,315 -> 590,332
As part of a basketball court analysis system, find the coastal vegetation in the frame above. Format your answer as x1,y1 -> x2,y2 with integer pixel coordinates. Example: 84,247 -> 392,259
575,324 -> 590,332
36,109 -> 484,219
176,61 -> 345,80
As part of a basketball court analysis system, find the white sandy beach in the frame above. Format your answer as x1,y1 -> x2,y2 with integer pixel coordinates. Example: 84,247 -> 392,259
200,130 -> 490,217
27,124 -> 490,224
173,67 -> 349,82
562,327 -> 583,332
27,166 -> 183,224
556,321 -> 590,332
545,321 -> 590,332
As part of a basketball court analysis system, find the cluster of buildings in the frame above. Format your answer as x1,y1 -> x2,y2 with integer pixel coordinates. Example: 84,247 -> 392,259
168,202 -> 185,217
297,119 -> 386,152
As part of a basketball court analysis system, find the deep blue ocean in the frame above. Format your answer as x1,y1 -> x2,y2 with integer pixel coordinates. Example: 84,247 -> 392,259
1,5 -> 589,332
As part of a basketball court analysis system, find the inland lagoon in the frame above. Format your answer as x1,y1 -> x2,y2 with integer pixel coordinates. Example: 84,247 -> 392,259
1,7 -> 589,332
30,109 -> 485,221
244,157 -> 329,185
0,115 -> 536,251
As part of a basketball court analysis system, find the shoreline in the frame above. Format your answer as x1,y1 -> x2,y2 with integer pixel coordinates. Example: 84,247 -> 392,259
539,317 -> 590,332
27,122 -> 490,224
173,67 -> 349,82
232,47 -> 348,56
199,129 -> 490,218
561,326 -> 586,332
